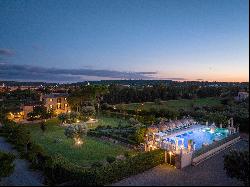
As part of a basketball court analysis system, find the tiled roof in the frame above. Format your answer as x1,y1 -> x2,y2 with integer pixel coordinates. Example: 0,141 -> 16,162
43,93 -> 69,98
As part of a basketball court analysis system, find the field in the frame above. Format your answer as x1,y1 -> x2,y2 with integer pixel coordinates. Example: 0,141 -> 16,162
25,117 -> 131,167
115,97 -> 222,112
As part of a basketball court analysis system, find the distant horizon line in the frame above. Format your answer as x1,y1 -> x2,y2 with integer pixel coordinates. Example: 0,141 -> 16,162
0,79 -> 249,85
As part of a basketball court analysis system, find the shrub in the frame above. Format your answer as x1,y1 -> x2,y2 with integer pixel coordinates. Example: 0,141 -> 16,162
58,113 -> 69,124
124,151 -> 134,158
134,127 -> 147,144
224,150 -> 249,186
106,156 -> 116,164
64,123 -> 87,139
91,161 -> 103,168
95,149 -> 164,185
0,151 -> 15,181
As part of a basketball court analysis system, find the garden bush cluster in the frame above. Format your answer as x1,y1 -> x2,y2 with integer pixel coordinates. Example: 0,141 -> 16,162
88,129 -> 137,145
0,120 -> 164,186
0,151 -> 15,181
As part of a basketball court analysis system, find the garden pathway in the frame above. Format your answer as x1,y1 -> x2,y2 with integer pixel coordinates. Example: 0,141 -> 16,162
0,137 -> 44,186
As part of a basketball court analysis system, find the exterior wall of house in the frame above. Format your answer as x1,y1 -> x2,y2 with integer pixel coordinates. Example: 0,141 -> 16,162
22,105 -> 34,119
238,92 -> 249,100
44,96 -> 70,114
235,92 -> 249,101
7,111 -> 24,121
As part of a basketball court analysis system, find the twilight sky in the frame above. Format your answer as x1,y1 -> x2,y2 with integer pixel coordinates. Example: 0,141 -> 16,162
0,0 -> 249,82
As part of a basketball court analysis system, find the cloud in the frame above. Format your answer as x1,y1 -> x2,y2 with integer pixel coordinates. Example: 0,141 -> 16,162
165,78 -> 186,80
0,63 -> 158,82
0,48 -> 15,57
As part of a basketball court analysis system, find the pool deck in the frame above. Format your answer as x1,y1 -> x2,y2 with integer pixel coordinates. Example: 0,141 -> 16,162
112,139 -> 248,186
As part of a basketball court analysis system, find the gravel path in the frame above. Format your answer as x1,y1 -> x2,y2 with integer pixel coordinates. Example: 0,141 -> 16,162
0,137 -> 44,186
113,140 -> 248,186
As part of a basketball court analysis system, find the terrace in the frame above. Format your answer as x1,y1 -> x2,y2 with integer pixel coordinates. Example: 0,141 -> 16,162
145,118 -> 240,168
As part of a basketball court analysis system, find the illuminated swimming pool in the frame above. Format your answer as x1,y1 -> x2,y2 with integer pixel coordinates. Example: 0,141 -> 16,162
166,125 -> 229,150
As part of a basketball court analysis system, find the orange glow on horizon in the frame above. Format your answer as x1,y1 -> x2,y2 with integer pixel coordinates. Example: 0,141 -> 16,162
156,71 -> 249,82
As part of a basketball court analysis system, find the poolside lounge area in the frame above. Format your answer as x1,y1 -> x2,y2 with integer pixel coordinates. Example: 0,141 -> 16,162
144,118 -> 240,169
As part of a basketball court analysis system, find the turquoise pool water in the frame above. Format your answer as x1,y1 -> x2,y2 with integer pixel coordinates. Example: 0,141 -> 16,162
167,126 -> 229,150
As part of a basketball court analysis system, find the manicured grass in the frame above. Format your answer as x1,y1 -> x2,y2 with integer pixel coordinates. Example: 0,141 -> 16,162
116,97 -> 222,112
25,118 -> 131,167
94,115 -> 129,127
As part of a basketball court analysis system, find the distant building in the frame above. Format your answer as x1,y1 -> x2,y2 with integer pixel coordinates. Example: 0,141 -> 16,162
41,93 -> 70,114
7,85 -> 39,91
0,83 -> 8,93
235,91 -> 249,101
21,104 -> 40,119
7,103 -> 41,121
7,109 -> 24,121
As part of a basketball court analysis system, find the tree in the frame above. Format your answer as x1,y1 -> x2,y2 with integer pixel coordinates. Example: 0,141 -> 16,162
134,127 -> 147,144
64,123 -> 88,145
67,85 -> 108,112
0,151 -> 15,181
80,106 -> 95,122
40,121 -> 46,133
27,106 -> 49,120
224,150 -> 249,186
58,113 -> 69,125
106,156 -> 116,164
48,108 -> 56,118
69,111 -> 80,123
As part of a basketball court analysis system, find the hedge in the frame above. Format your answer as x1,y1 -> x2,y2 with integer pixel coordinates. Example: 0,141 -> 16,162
95,149 -> 164,185
0,151 -> 15,180
88,130 -> 137,145
0,120 -> 164,185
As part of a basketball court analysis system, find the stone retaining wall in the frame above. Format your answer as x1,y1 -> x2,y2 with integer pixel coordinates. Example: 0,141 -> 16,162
192,135 -> 241,166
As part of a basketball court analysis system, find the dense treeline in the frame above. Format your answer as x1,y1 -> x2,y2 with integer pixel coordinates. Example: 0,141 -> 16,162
102,97 -> 249,132
102,84 -> 246,104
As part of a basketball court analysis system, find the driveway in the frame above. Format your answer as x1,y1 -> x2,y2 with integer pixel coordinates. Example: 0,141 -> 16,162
0,137 -> 44,186
113,140 -> 248,186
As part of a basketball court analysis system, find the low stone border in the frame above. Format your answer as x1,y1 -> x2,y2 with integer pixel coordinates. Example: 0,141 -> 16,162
192,135 -> 241,166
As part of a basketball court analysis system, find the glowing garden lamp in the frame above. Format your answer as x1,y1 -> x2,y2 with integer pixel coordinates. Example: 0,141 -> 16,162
74,137 -> 83,146
169,151 -> 172,164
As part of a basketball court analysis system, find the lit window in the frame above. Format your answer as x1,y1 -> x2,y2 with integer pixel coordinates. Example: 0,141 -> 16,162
50,105 -> 53,109
57,103 -> 61,109
65,104 -> 68,107
50,99 -> 53,102
64,97 -> 67,100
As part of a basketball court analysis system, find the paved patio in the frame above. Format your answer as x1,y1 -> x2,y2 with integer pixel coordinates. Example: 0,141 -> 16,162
113,139 -> 248,186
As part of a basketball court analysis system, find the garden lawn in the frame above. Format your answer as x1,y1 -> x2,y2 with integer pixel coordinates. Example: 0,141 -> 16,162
94,115 -> 130,128
116,97 -> 222,112
24,118 -> 130,167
